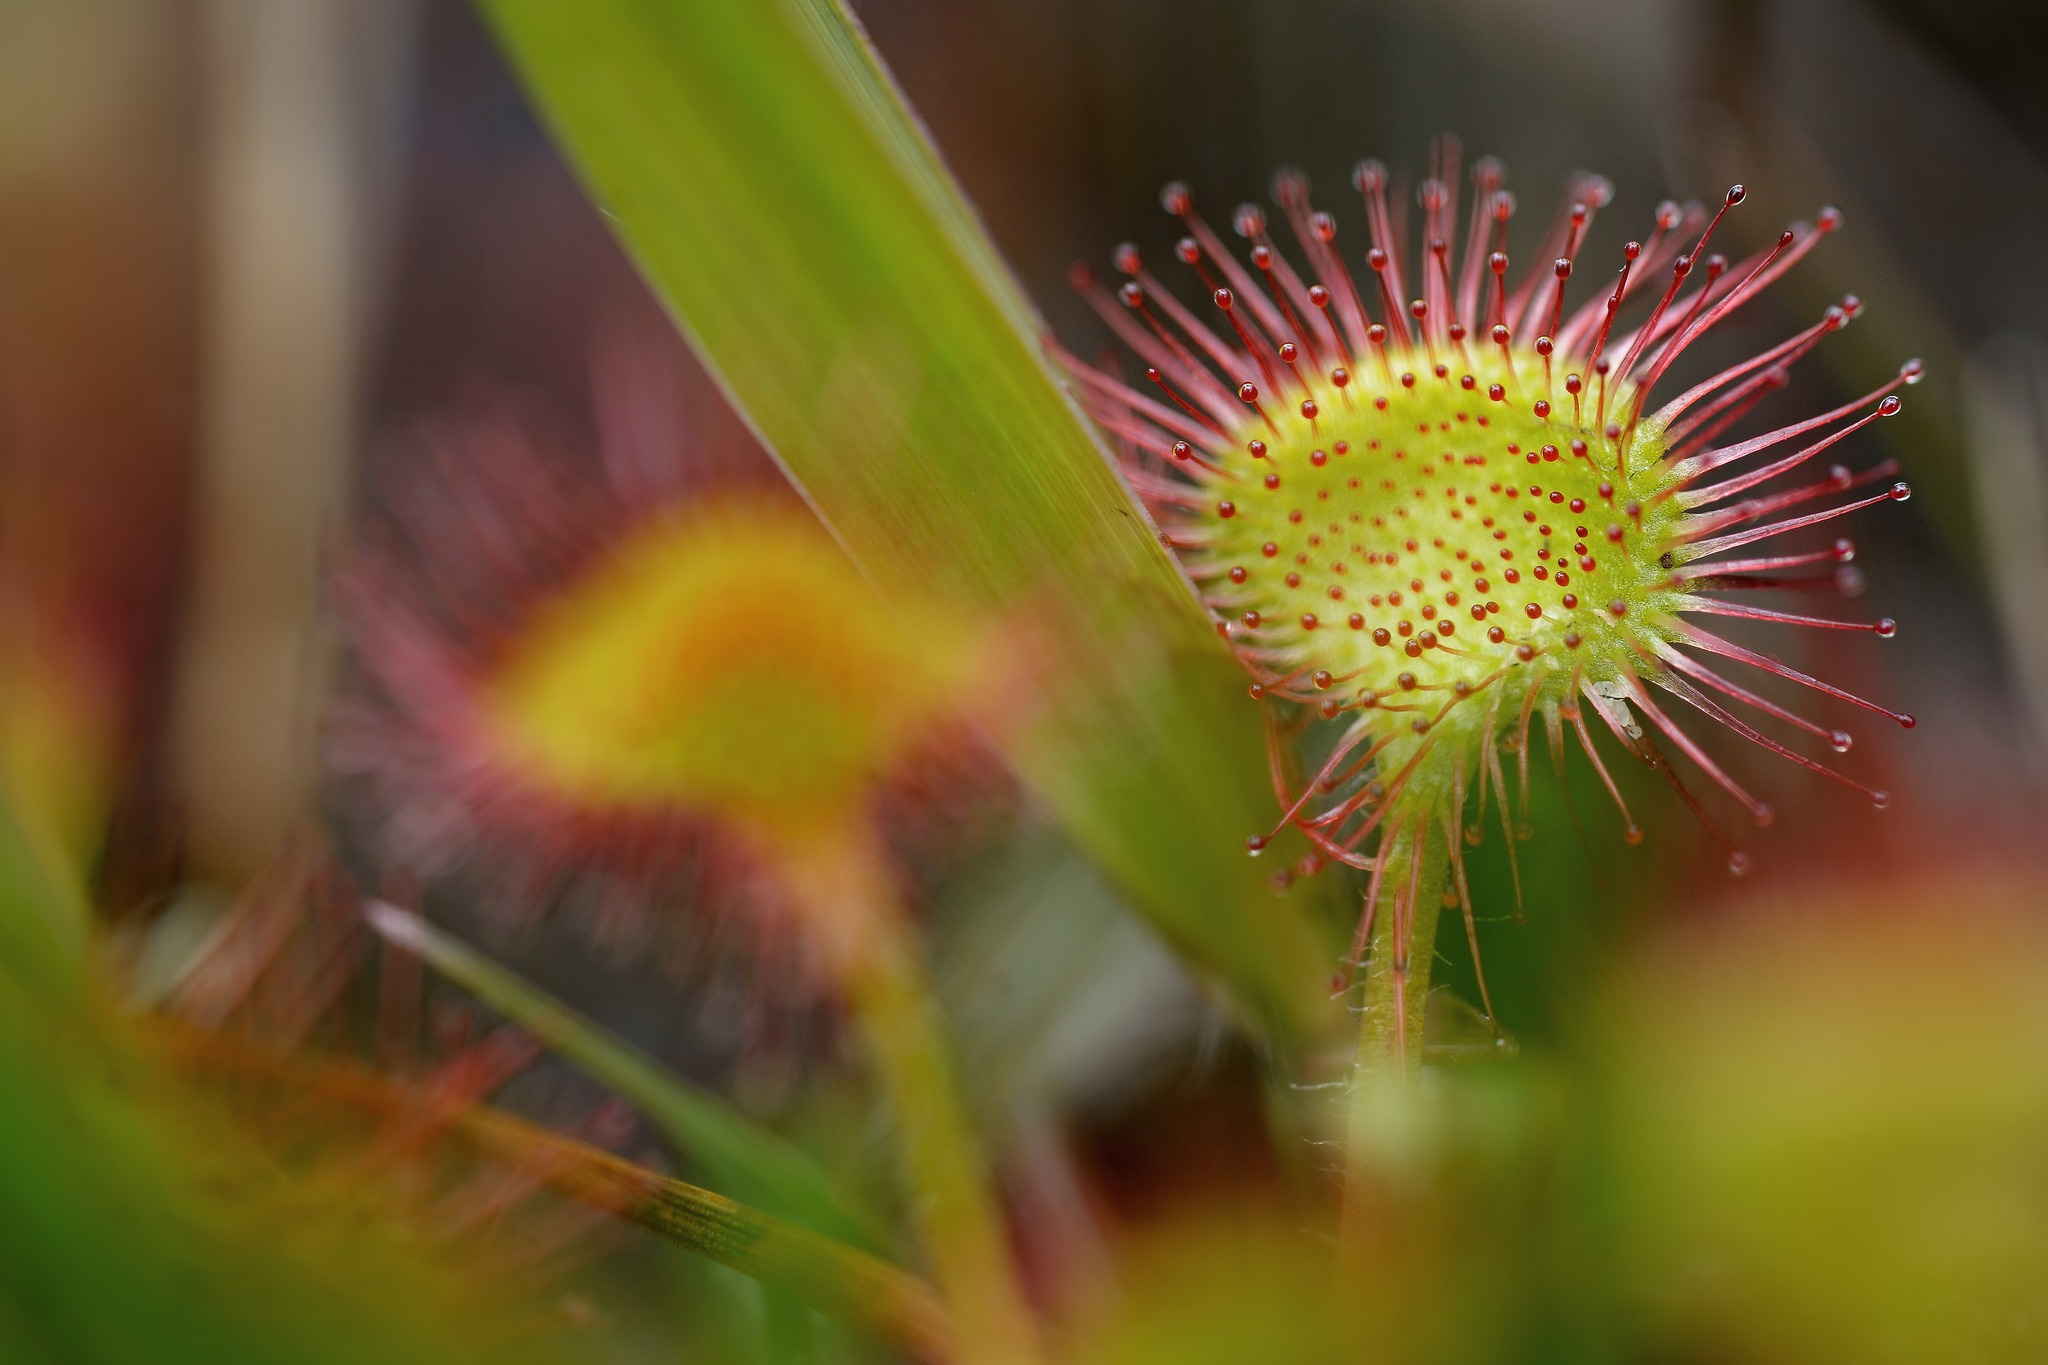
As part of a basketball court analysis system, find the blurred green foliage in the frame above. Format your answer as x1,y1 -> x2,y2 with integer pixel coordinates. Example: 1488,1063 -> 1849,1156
1587,880 -> 2048,1364
0,819 -> 565,1364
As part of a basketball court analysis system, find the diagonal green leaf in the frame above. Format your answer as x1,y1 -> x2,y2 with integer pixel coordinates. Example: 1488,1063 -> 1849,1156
480,0 -> 1334,1037
363,900 -> 885,1250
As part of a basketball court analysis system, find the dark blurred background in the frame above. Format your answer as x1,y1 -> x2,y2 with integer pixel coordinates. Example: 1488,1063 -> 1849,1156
5,1 -> 2048,1356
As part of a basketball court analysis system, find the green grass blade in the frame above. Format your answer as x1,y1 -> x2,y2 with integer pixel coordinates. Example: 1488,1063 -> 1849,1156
479,0 -> 1332,1037
168,1021 -> 955,1365
363,900 -> 885,1249
499,1123 -> 952,1365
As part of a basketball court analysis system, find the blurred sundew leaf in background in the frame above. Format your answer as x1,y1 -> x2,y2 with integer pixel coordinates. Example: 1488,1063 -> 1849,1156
479,0 -> 1334,1039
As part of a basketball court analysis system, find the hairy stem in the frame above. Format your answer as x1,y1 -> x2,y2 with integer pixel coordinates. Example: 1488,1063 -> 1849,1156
1339,808 -> 1448,1264
785,826 -> 1040,1365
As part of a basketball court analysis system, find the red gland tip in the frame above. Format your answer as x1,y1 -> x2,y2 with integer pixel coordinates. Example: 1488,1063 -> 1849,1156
1246,834 -> 1266,855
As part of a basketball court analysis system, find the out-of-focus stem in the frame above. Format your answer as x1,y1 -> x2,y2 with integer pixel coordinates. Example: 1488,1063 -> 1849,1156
784,825 -> 1040,1365
174,0 -> 411,882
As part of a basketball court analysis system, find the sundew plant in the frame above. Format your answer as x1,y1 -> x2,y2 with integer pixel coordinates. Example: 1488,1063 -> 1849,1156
1061,157 -> 1917,1076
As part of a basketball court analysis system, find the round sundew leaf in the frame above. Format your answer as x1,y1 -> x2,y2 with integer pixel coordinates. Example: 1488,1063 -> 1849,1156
481,502 -> 973,843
